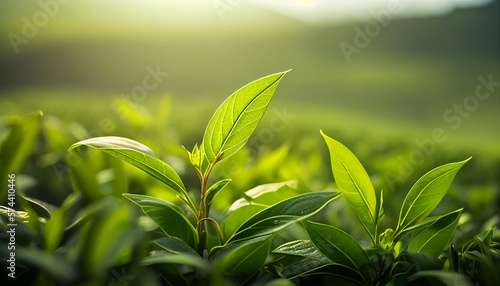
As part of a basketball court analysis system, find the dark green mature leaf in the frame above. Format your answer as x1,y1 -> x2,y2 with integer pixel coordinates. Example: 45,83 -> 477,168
222,204 -> 267,240
393,216 -> 441,242
304,221 -> 370,282
407,209 -> 463,257
226,191 -> 340,244
270,254 -> 330,279
69,137 -> 191,204
215,235 -> 274,283
395,251 -> 443,273
155,237 -> 199,256
272,240 -> 335,280
321,132 -> 377,241
303,264 -> 366,285
273,240 -> 328,260
397,158 -> 470,233
0,111 -> 42,200
123,194 -> 197,249
222,180 -> 311,239
203,71 -> 289,162
142,251 -> 209,274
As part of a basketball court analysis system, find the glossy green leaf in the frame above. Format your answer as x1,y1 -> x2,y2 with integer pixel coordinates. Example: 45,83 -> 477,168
155,237 -> 199,256
289,263 -> 366,285
407,209 -> 463,257
69,136 -> 191,204
304,221 -> 370,281
142,251 -> 208,271
394,251 -> 443,273
222,204 -> 267,239
397,158 -> 470,233
222,180 -> 311,238
123,194 -> 197,249
0,111 -> 42,200
273,240 -> 328,260
229,180 -> 311,211
321,132 -> 377,241
393,215 -> 441,243
270,254 -> 330,279
205,179 -> 231,206
271,240 -> 335,279
226,191 -> 340,244
203,71 -> 289,162
215,235 -> 274,283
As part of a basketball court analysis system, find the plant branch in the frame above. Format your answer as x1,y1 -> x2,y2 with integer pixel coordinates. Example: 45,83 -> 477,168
199,217 -> 225,244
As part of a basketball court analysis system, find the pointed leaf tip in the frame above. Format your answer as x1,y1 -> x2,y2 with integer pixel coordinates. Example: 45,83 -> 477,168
202,71 -> 289,163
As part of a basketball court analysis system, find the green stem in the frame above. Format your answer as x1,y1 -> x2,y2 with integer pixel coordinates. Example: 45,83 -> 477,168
196,152 -> 223,256
199,217 -> 225,244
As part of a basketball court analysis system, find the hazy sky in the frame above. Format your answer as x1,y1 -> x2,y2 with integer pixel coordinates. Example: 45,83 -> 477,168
250,0 -> 495,23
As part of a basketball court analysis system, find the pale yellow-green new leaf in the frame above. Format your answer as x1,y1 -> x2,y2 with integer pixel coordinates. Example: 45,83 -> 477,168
203,71 -> 289,162
321,132 -> 377,241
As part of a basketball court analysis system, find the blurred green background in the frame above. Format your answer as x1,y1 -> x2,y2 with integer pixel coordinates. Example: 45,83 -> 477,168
1,0 -> 499,240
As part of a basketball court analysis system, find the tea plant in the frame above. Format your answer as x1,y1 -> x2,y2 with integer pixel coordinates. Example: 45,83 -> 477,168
69,71 -> 342,284
270,132 -> 472,285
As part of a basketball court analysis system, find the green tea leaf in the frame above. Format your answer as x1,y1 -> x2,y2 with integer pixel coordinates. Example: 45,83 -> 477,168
304,221 -> 370,282
44,208 -> 66,253
155,237 -> 199,256
270,255 -> 332,280
215,235 -> 274,283
395,251 -> 443,272
78,199 -> 141,276
321,132 -> 377,241
70,137 -> 191,205
397,158 -> 470,233
273,240 -> 329,260
142,251 -> 208,271
222,204 -> 267,239
0,111 -> 42,200
123,194 -> 197,249
203,71 -> 289,162
205,179 -> 231,206
226,191 -> 340,244
222,181 -> 310,239
289,263 -> 366,285
407,209 -> 462,257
